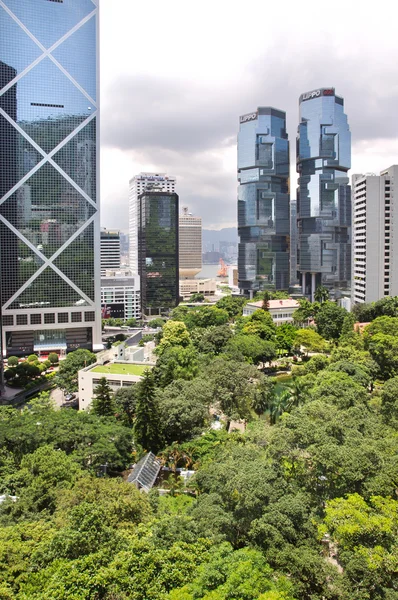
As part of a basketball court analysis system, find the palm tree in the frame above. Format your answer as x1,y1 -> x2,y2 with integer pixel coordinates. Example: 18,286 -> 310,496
314,285 -> 329,304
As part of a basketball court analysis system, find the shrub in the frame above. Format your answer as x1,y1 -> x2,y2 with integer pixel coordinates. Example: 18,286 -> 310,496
48,352 -> 59,365
27,354 -> 39,363
7,356 -> 18,367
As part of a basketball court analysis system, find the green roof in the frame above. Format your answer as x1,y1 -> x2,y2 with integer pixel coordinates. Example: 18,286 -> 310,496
91,363 -> 149,376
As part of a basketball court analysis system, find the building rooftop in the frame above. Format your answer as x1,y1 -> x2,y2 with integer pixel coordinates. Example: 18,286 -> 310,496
246,299 -> 300,310
128,452 -> 161,492
91,363 -> 150,376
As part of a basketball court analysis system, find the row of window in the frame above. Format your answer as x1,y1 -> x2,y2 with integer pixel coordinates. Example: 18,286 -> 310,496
2,311 -> 96,327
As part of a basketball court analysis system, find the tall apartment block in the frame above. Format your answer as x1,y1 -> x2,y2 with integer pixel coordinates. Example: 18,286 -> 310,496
237,107 -> 290,296
138,192 -> 179,316
129,173 -> 176,273
0,0 -> 101,357
352,166 -> 398,305
179,207 -> 202,278
297,88 -> 351,300
100,229 -> 121,275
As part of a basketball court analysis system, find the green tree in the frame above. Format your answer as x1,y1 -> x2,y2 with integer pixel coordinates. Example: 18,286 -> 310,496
294,329 -> 326,355
48,352 -> 59,365
56,349 -> 96,392
368,333 -> 398,379
91,377 -> 116,417
251,377 -> 275,416
195,324 -> 232,355
292,298 -> 319,325
262,290 -> 270,311
275,323 -> 297,354
134,370 -> 163,452
226,334 -> 276,366
7,356 -> 18,367
189,292 -> 205,302
216,295 -> 247,319
314,285 -> 329,303
380,376 -> 398,422
154,345 -> 199,387
238,309 -> 276,340
315,301 -> 347,340
156,320 -> 191,356
114,385 -> 138,426
156,380 -> 209,444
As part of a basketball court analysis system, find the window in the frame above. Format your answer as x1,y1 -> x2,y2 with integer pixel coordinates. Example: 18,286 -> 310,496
71,312 -> 82,323
44,313 -> 55,324
2,315 -> 13,326
31,314 -> 41,325
256,137 -> 273,168
16,314 -> 27,325
58,313 -> 68,323
85,311 -> 96,322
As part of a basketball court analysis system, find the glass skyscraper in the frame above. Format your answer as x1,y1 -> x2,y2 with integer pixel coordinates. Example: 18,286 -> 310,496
296,88 -> 351,300
0,0 -> 101,357
138,192 -> 179,316
237,107 -> 290,296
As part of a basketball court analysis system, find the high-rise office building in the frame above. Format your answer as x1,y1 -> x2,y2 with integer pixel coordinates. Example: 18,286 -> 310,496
351,166 -> 398,305
0,0 -> 100,357
179,206 -> 202,278
138,192 -> 179,315
129,173 -> 176,273
100,229 -> 121,275
296,88 -> 351,300
290,199 -> 298,285
237,107 -> 290,296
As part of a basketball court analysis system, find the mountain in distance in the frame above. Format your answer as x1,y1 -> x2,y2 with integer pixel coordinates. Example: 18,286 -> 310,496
202,227 -> 238,245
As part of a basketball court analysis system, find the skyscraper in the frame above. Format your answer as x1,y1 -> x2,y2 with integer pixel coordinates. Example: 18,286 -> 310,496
296,88 -> 351,300
138,192 -> 179,316
0,0 -> 100,357
129,173 -> 176,273
351,166 -> 398,305
179,207 -> 202,278
100,229 -> 121,276
237,107 -> 290,296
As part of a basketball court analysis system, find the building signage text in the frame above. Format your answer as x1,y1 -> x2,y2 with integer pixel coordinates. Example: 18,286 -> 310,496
240,111 -> 258,124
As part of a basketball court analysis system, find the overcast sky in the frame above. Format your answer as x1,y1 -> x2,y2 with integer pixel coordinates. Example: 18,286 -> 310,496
100,0 -> 398,231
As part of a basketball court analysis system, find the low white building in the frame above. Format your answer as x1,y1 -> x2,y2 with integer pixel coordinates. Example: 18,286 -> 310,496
78,361 -> 152,411
243,298 -> 299,325
101,269 -> 141,320
179,278 -> 217,300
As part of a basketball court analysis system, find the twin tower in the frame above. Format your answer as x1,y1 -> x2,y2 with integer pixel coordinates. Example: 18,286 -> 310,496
237,88 -> 351,300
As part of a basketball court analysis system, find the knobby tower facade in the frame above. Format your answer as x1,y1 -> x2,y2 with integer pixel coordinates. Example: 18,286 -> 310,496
237,107 -> 290,296
0,0 -> 101,357
296,88 -> 351,301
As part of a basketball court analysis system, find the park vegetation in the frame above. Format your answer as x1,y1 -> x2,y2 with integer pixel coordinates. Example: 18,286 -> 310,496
1,292 -> 398,598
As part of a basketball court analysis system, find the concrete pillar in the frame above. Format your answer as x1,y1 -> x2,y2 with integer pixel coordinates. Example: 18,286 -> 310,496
302,272 -> 306,295
311,272 -> 316,303
249,289 -> 254,300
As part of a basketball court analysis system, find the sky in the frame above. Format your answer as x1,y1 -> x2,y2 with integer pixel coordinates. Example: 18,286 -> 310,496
100,0 -> 398,231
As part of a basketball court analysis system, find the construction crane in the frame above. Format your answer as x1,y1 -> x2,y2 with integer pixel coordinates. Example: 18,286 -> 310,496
217,258 -> 228,277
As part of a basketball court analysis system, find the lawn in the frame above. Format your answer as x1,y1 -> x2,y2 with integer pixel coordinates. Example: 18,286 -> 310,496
91,363 -> 150,376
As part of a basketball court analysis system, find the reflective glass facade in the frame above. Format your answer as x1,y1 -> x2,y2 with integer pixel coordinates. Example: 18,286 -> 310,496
0,0 -> 100,356
296,88 -> 351,297
138,192 -> 179,315
238,108 -> 290,294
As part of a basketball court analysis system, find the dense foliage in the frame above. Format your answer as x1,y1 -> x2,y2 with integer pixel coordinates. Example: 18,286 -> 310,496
2,298 -> 398,598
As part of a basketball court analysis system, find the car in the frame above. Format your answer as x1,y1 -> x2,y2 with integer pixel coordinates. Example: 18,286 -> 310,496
64,393 -> 76,402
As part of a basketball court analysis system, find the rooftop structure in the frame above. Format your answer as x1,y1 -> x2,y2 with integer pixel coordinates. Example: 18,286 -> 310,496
127,452 -> 161,492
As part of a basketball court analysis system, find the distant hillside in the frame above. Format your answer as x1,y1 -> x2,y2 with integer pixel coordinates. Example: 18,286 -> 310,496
203,227 -> 238,244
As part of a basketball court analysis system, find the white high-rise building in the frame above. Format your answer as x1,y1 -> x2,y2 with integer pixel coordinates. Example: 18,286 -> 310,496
129,173 -> 176,272
179,207 -> 202,278
100,229 -> 121,275
352,165 -> 398,305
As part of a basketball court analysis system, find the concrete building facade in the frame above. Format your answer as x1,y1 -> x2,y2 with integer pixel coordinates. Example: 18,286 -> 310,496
101,269 -> 141,320
351,166 -> 398,304
100,229 -> 121,275
179,207 -> 202,278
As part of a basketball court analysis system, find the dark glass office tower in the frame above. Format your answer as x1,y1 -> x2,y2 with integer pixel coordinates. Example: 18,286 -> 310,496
0,0 -> 101,357
138,192 -> 179,316
237,107 -> 290,296
297,88 -> 351,300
